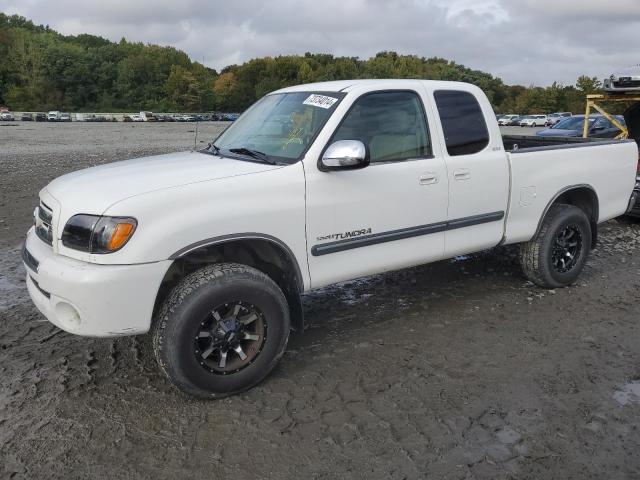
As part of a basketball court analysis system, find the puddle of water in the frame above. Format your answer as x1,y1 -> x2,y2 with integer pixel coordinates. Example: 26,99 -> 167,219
613,381 -> 640,406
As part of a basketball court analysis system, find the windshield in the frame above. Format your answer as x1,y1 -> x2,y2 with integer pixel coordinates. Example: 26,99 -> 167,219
553,117 -> 595,130
212,91 -> 345,164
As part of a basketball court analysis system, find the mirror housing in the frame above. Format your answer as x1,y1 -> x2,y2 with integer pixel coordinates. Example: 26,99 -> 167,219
320,140 -> 369,171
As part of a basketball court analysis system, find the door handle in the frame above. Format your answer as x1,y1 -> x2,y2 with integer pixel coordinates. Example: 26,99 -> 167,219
419,173 -> 438,185
453,168 -> 471,181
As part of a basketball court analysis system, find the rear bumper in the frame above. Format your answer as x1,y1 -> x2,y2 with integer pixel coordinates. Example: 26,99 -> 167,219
22,227 -> 171,337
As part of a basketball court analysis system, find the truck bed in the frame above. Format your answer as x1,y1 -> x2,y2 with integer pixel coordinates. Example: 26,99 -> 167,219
502,137 -> 638,245
502,134 -> 612,152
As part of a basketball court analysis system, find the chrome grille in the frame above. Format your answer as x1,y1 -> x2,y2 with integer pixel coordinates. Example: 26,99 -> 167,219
35,201 -> 54,245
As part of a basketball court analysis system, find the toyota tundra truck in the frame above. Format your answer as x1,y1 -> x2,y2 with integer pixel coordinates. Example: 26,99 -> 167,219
22,80 -> 639,398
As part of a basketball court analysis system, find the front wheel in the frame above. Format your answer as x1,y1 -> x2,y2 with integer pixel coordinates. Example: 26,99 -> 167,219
520,204 -> 592,288
152,263 -> 290,398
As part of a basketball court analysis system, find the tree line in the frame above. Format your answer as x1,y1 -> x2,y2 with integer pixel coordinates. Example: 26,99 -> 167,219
0,13 -> 605,114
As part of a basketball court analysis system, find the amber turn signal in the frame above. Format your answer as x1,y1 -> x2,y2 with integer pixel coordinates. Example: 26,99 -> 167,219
108,222 -> 136,250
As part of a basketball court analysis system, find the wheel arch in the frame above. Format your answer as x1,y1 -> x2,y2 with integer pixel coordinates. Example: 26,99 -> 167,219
534,184 -> 599,248
154,233 -> 306,332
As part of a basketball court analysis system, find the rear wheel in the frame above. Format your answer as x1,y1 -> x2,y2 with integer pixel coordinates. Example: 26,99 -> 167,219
520,204 -> 592,288
152,263 -> 290,398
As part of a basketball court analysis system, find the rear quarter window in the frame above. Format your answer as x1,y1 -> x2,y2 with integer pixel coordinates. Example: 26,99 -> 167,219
433,90 -> 490,156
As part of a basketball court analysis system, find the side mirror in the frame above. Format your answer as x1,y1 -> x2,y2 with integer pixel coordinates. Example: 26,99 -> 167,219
320,140 -> 370,171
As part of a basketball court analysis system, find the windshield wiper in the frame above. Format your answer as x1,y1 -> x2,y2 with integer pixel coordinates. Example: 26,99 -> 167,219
228,147 -> 276,165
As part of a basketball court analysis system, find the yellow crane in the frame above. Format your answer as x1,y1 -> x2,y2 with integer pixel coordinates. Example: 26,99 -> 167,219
583,93 -> 639,139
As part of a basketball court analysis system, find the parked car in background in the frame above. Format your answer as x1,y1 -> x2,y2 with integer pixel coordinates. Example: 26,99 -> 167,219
59,112 -> 71,122
21,112 -> 34,121
546,114 -> 561,126
84,114 -> 109,122
140,111 -> 157,122
47,111 -> 61,121
547,112 -> 572,126
174,114 -> 196,122
505,115 -> 524,126
124,114 -> 144,122
536,115 -> 626,138
520,115 -> 548,127
498,114 -> 520,126
604,66 -> 640,93
1,111 -> 15,121
35,112 -> 47,122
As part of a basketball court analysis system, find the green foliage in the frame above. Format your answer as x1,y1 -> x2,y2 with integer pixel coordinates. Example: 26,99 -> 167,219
0,12 -> 606,114
0,13 -> 216,111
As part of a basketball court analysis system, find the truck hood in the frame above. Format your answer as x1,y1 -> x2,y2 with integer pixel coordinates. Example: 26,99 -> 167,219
44,150 -> 281,215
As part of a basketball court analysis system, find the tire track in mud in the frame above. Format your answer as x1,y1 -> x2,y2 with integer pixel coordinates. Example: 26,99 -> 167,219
2,124 -> 640,479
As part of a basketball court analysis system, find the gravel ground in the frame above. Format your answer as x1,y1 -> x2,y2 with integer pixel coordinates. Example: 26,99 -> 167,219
1,122 -> 640,479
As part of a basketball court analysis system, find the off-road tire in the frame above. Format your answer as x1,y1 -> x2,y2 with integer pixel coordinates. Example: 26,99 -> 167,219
151,263 -> 290,398
520,204 -> 592,288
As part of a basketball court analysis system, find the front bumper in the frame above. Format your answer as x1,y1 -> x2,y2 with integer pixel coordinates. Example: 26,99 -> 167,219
22,227 -> 171,337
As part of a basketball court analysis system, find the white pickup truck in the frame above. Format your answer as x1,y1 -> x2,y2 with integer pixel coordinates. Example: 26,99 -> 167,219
22,80 -> 639,398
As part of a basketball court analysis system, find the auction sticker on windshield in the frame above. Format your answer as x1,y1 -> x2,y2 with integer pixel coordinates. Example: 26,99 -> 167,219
303,94 -> 339,109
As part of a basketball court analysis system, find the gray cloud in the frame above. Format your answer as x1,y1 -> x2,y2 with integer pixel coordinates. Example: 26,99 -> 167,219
2,0 -> 639,86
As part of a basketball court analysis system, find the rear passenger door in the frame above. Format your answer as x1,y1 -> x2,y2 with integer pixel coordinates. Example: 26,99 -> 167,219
431,89 -> 510,257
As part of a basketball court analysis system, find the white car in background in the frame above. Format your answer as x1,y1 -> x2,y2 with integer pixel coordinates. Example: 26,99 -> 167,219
0,111 -> 15,121
520,115 -> 548,127
47,111 -> 61,121
498,114 -> 520,126
547,112 -> 572,126
124,114 -> 144,122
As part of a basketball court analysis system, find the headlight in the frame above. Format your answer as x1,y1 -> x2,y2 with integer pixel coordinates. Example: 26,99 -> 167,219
62,215 -> 137,253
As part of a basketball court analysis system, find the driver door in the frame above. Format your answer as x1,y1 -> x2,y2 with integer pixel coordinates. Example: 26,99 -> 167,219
304,88 -> 449,288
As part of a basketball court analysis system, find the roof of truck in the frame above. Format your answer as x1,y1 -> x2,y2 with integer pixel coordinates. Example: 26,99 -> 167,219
273,79 -> 478,94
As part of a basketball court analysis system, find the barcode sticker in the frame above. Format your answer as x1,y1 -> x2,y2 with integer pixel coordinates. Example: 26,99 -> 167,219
303,94 -> 339,109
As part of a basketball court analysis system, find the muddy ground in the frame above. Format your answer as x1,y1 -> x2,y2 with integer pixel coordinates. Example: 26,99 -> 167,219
1,122 -> 640,479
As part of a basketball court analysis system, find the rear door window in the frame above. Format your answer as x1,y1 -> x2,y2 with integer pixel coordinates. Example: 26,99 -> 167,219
434,90 -> 489,156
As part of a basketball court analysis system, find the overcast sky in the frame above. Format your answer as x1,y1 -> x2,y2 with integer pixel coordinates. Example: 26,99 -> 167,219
2,0 -> 639,86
